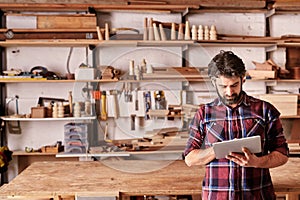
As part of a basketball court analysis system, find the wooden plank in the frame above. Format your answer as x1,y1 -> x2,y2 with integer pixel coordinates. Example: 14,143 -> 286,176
198,0 -> 266,8
0,3 -> 200,12
0,32 -> 98,40
272,2 -> 300,10
0,0 -> 126,4
247,69 -> 276,79
37,15 -> 96,29
0,39 -> 100,47
258,94 -> 298,116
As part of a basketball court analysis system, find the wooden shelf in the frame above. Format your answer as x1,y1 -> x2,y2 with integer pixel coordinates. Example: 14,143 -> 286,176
13,150 -> 183,157
0,116 -> 96,121
0,79 -> 118,83
13,151 -> 57,156
2,77 -> 300,84
0,39 -> 100,47
0,38 -> 281,48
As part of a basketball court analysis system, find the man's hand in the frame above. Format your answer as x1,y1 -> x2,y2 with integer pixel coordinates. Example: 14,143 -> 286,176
226,147 -> 259,167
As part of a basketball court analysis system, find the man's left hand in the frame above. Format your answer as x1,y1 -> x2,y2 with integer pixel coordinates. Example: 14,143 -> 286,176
226,147 -> 259,167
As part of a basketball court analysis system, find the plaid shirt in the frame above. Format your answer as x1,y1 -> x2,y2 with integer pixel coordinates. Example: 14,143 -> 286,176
184,92 -> 289,200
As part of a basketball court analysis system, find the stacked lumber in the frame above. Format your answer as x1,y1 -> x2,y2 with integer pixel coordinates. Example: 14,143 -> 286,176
247,59 -> 278,79
110,127 -> 188,151
133,127 -> 188,151
258,94 -> 298,116
142,67 -> 208,80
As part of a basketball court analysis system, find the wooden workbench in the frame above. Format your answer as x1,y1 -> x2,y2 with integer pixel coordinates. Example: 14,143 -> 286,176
0,158 -> 299,200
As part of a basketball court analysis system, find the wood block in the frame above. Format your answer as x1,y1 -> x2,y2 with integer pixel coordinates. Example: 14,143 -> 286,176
31,106 -> 47,118
37,14 -> 96,29
258,94 -> 298,116
247,69 -> 276,79
252,60 -> 274,71
148,109 -> 169,117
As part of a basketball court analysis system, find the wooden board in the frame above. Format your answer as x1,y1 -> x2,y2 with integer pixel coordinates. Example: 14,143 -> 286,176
272,1 -> 300,11
258,94 -> 298,116
37,15 -> 96,29
0,158 -> 300,199
143,67 -> 208,80
247,69 -> 276,79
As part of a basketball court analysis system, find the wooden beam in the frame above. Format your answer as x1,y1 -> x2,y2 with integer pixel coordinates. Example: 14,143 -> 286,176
272,2 -> 300,11
0,3 -> 200,12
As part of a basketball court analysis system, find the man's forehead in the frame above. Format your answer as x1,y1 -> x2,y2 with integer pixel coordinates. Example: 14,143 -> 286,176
214,76 -> 241,84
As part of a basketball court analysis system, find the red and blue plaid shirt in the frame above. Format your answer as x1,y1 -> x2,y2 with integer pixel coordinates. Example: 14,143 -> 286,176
184,92 -> 289,200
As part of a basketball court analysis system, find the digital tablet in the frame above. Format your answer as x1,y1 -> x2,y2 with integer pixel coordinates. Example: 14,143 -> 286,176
212,135 -> 262,159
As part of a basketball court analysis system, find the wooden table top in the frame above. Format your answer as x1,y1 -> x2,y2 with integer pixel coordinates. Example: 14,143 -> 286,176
0,158 -> 299,198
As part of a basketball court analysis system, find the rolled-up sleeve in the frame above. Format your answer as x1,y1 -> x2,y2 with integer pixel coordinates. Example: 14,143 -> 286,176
184,108 -> 205,156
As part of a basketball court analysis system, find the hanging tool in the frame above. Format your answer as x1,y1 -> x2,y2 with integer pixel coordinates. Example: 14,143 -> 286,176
92,90 -> 101,118
124,82 -> 132,102
100,91 -> 107,121
68,91 -> 73,117
135,88 -> 139,111
144,91 -> 151,120
7,95 -> 21,134
109,90 -> 119,119
104,122 -> 112,143
131,114 -> 136,131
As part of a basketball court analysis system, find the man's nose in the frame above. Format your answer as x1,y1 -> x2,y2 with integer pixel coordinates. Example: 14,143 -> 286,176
225,87 -> 234,96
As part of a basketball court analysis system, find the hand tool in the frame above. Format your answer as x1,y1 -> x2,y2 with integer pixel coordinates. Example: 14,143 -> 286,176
100,91 -> 108,121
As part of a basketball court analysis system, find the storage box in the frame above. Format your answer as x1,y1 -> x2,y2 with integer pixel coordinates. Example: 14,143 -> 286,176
258,94 -> 298,116
64,123 -> 88,134
31,106 -> 47,118
64,123 -> 88,153
75,68 -> 96,80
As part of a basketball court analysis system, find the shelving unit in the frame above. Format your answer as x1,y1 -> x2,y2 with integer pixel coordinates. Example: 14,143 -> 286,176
0,1 -> 299,186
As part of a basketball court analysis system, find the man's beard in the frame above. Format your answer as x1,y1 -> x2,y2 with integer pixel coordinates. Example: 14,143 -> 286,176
217,90 -> 242,105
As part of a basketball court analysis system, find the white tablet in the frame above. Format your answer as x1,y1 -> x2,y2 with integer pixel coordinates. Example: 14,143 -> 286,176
212,135 -> 262,159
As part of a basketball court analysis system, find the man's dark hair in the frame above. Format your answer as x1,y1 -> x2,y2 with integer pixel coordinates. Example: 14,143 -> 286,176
208,50 -> 246,78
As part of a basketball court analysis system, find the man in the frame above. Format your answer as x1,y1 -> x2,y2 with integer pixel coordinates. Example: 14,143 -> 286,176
184,51 -> 289,200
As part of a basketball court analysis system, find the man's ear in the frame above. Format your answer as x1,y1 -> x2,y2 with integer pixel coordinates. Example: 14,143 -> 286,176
242,76 -> 246,83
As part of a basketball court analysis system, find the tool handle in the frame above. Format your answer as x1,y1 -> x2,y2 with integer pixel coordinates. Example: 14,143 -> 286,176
100,91 -> 107,120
